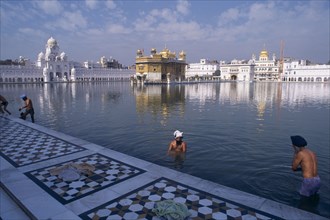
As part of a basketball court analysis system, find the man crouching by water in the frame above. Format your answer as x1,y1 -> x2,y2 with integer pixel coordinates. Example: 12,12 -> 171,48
291,135 -> 321,197
19,94 -> 35,123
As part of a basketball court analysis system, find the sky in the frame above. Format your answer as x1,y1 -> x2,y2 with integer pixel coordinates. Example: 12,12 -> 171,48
0,0 -> 329,66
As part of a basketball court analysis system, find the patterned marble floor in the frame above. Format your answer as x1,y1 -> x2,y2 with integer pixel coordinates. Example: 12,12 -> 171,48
79,178 -> 283,220
25,153 -> 145,204
0,118 -> 86,167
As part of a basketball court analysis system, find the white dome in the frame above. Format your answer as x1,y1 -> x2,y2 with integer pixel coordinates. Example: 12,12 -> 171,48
47,37 -> 57,47
60,52 -> 67,61
38,52 -> 44,58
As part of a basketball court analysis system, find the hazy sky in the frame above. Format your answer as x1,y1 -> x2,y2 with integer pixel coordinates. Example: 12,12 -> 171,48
1,0 -> 329,65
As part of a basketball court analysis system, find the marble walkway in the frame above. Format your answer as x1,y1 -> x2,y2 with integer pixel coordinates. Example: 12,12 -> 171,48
0,116 -> 327,220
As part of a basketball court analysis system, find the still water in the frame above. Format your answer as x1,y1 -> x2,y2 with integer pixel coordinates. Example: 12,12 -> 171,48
1,82 -> 329,217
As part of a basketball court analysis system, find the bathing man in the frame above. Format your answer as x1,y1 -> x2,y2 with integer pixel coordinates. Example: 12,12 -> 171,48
19,94 -> 35,123
291,135 -> 321,197
168,130 -> 187,153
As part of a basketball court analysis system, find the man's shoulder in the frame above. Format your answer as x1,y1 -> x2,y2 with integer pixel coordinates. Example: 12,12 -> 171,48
299,148 -> 315,160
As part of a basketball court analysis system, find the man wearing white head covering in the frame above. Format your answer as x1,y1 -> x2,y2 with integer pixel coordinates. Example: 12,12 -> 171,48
167,130 -> 187,153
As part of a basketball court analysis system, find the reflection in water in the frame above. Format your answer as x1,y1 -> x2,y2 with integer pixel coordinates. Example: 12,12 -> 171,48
1,81 -> 329,218
134,84 -> 185,126
106,91 -> 121,102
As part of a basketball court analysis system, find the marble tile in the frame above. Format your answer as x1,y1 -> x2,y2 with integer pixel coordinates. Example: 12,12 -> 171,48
25,153 -> 145,204
0,168 -> 27,185
0,156 -> 14,171
50,210 -> 81,220
0,208 -> 31,220
79,177 -> 281,220
65,187 -> 121,214
0,120 -> 86,167
107,172 -> 159,195
0,187 -> 32,220
79,143 -> 106,152
98,148 -> 152,169
169,172 -> 205,187
2,176 -> 46,202
145,162 -> 183,179
260,199 -> 329,220
210,184 -> 267,210
0,187 -> 17,214
20,192 -> 67,220
16,150 -> 94,173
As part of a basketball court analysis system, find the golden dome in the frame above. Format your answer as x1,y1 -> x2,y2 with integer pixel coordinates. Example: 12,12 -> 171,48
161,48 -> 169,53
260,49 -> 268,57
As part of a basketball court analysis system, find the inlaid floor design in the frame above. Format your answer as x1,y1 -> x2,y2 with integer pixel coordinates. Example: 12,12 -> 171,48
79,177 -> 282,220
25,153 -> 145,204
0,118 -> 86,167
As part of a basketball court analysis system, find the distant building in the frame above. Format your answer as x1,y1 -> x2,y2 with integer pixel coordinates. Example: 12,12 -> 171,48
100,56 -> 123,69
282,59 -> 330,82
185,59 -> 219,79
251,48 -> 280,81
220,59 -> 255,81
134,48 -> 187,83
0,37 -> 134,83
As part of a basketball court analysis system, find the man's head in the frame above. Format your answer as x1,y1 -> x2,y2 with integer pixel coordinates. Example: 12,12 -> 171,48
20,94 -> 27,101
290,135 -> 307,147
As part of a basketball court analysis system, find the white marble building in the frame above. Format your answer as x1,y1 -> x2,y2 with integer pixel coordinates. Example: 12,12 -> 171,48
185,59 -> 219,79
252,49 -> 280,81
0,37 -> 134,83
35,37 -> 72,82
282,59 -> 330,82
219,59 -> 255,81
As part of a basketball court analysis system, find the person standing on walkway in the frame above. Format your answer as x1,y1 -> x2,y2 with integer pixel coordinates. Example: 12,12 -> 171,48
291,135 -> 321,197
19,94 -> 35,123
0,95 -> 11,115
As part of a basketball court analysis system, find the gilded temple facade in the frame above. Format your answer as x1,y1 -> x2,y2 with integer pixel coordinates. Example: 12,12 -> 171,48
251,48 -> 280,81
134,48 -> 187,83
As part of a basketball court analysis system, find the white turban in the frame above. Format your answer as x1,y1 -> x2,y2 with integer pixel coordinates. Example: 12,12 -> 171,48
173,130 -> 183,138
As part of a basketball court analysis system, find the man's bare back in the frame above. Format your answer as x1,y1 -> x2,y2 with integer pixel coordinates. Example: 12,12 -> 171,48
292,148 -> 318,178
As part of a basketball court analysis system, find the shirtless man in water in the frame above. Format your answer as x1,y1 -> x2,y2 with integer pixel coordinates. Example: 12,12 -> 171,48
291,135 -> 321,197
168,130 -> 187,153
